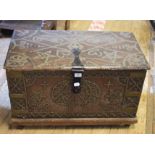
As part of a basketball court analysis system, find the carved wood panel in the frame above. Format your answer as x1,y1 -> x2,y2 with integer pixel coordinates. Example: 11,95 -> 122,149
7,70 -> 146,119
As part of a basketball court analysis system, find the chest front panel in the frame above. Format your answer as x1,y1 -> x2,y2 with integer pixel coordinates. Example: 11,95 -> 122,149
7,70 -> 145,119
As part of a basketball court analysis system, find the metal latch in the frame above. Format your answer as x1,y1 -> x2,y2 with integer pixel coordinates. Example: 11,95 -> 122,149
71,48 -> 84,93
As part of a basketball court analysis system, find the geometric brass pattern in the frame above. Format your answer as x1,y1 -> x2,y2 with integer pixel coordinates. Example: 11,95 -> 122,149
7,70 -> 146,119
11,98 -> 26,111
4,30 -> 150,70
8,77 -> 25,94
51,80 -> 100,106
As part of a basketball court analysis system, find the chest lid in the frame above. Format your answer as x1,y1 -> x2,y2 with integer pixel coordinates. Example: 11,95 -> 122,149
4,30 -> 150,71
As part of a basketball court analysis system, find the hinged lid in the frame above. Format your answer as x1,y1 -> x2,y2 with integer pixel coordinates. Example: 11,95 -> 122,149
4,30 -> 150,71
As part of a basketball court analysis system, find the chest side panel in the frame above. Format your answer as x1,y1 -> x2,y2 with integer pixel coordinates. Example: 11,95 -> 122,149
7,70 -> 146,119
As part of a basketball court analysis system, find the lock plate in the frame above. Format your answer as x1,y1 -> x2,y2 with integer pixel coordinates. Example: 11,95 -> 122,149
71,48 -> 84,93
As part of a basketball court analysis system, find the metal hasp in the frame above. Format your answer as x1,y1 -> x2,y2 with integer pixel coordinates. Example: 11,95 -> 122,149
71,48 -> 84,93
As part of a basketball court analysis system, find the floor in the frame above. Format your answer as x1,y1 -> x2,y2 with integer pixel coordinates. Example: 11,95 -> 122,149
0,20 -> 153,133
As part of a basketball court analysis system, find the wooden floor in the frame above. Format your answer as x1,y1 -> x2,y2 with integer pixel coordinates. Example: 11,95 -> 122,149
0,20 -> 153,133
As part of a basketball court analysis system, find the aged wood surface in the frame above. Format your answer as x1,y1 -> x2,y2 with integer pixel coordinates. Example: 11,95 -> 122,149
7,70 -> 146,123
5,30 -> 149,70
11,118 -> 137,128
0,20 -> 152,133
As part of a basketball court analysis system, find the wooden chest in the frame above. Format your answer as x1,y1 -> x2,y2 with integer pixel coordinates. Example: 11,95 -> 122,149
4,30 -> 150,127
